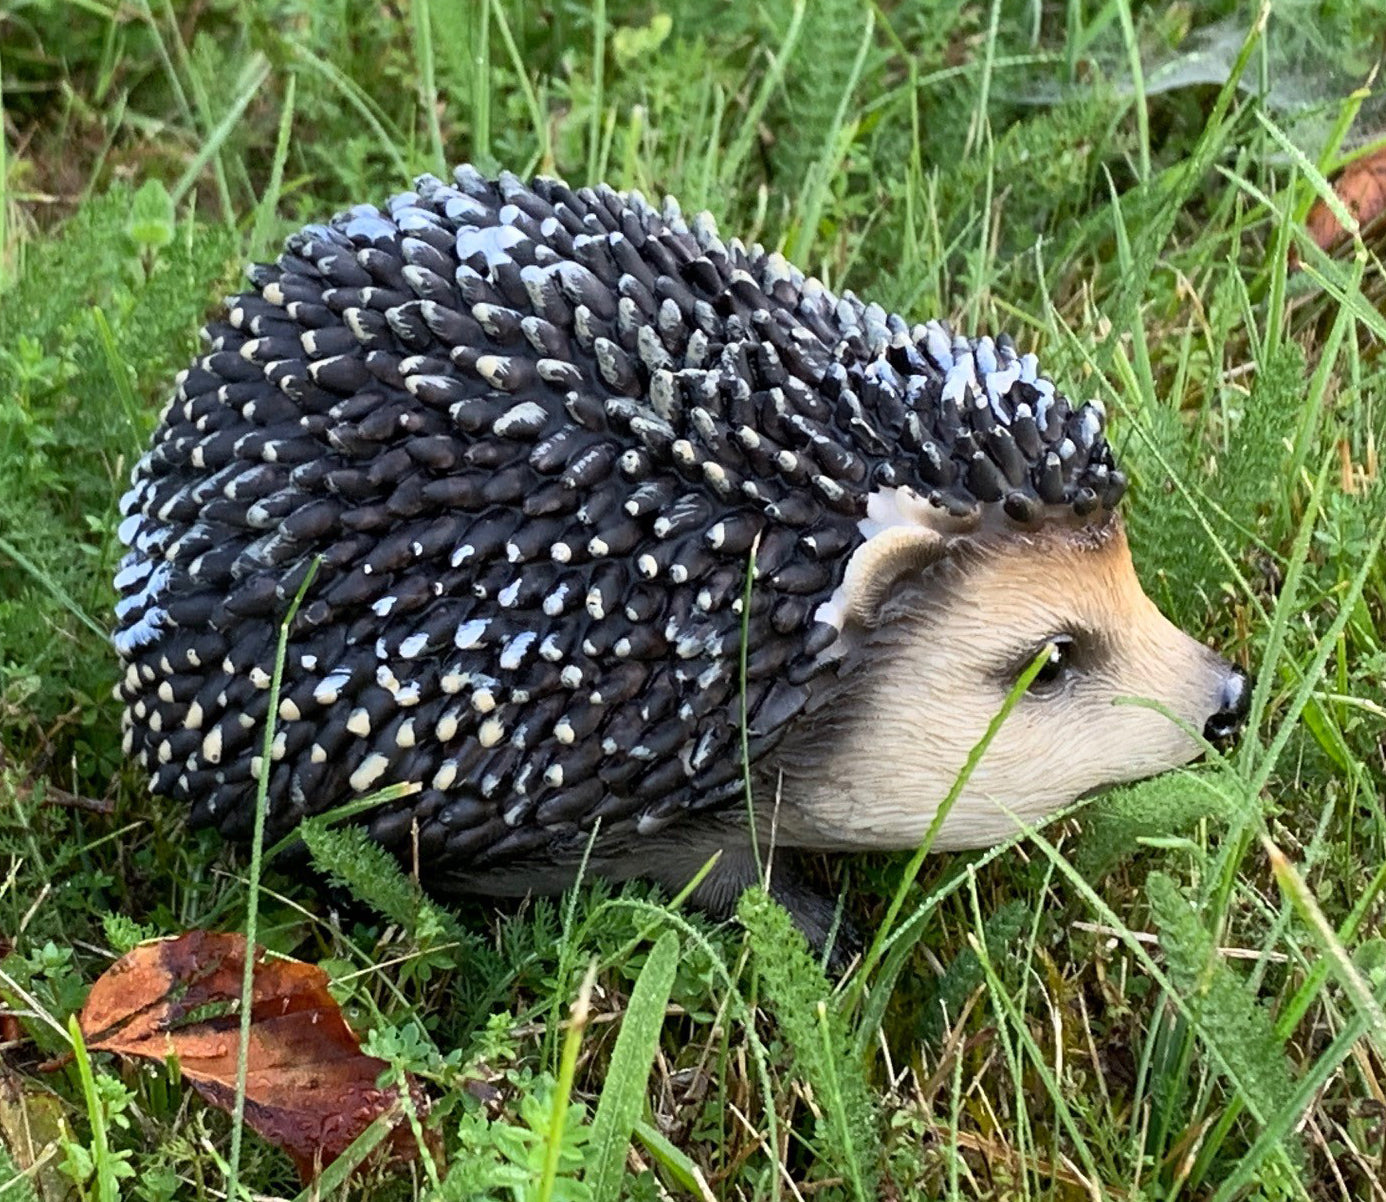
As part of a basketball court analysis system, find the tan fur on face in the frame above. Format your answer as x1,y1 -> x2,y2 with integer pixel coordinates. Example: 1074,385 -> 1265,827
769,517 -> 1236,851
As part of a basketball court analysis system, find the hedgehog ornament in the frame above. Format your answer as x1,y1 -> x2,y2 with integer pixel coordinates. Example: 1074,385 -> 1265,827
113,166 -> 1249,938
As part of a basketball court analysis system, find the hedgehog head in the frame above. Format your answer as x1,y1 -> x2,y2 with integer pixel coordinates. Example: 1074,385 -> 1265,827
767,499 -> 1247,851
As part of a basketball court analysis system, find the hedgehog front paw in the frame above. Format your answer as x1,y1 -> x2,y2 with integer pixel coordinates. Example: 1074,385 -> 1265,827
763,871 -> 860,975
662,836 -> 858,972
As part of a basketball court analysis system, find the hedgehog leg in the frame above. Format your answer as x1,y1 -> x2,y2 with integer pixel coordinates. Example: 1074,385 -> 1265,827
763,866 -> 861,974
637,824 -> 858,971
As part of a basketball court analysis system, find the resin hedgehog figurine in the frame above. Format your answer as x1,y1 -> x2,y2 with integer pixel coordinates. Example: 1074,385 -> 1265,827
113,166 -> 1249,934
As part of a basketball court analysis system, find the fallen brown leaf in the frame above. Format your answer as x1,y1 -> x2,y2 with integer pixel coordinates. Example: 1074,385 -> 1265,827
1298,145 -> 1386,265
78,931 -> 426,1181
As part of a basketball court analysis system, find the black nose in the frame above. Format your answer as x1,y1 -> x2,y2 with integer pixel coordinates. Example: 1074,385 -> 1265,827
1203,668 -> 1251,744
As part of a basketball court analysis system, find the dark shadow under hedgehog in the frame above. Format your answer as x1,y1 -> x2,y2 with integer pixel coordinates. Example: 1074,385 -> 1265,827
112,166 -> 1249,938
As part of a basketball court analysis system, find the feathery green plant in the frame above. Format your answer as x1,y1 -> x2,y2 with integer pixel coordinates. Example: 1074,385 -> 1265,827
1145,872 -> 1302,1159
0,187 -> 235,765
771,0 -> 870,191
739,887 -> 879,1199
1075,767 -> 1248,880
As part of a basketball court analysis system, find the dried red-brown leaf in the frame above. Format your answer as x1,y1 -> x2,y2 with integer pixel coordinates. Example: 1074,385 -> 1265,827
78,930 -> 426,1181
1298,146 -> 1386,265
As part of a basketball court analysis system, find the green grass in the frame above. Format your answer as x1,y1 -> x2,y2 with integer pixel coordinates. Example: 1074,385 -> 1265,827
2,1 -> 1385,1198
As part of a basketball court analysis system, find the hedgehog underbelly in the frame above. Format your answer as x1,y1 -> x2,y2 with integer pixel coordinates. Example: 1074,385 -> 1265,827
111,165 -> 1124,878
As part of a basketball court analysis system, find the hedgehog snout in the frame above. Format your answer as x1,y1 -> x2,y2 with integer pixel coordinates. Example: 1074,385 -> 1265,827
1134,603 -> 1251,762
1202,666 -> 1250,746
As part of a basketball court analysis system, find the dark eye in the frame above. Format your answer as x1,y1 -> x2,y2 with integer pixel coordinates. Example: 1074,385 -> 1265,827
1029,636 -> 1075,694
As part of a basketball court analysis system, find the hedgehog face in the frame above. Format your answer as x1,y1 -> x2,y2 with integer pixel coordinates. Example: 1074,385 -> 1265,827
773,516 -> 1247,851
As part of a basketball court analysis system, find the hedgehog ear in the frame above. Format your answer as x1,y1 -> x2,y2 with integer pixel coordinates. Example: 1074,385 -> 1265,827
841,526 -> 949,629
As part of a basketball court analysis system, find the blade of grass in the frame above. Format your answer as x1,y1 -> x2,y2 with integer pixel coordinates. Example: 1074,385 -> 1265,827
1200,458 -> 1369,977
1246,498 -> 1384,799
76,89 -> 130,212
593,897 -> 781,1201
1114,0 -> 1150,182
965,872 -> 1102,1192
1209,1009 -> 1370,1202
1275,858 -> 1386,1041
581,850 -> 722,978
595,89 -> 618,185
788,8 -> 873,264
548,821 -> 604,1070
1101,1 -> 1267,369
587,0 -> 605,184
291,48 -> 409,181
537,959 -> 598,1202
739,537 -> 763,882
632,1119 -> 717,1202
1262,164 -> 1294,360
719,0 -> 806,190
155,0 -> 242,221
0,965 -> 72,1049
67,1014 -> 121,1202
1011,824 -> 1306,1184
0,536 -> 107,641
0,45 -> 7,288
853,824 -> 1047,1052
130,0 -> 232,224
587,931 -> 680,1201
911,51 -> 1064,97
472,0 -> 492,170
285,1099 -> 406,1202
962,0 -> 1000,160
1253,110 -> 1368,497
491,1 -> 549,171
262,780 -> 421,863
168,55 -> 271,211
249,72 -> 296,261
946,991 -> 968,1200
1055,318 -> 1269,626
850,643 -> 1056,1019
1296,251 -> 1386,343
90,307 -> 144,450
1255,108 -> 1360,241
814,998 -> 871,1202
1244,455 -> 1333,771
1105,170 -> 1156,417
1265,838 -> 1386,1054
412,0 -> 446,177
67,1015 -> 121,1202
1188,853 -> 1386,1192
225,557 -> 320,1202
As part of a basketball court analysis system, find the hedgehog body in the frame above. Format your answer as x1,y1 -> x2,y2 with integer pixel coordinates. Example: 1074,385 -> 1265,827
114,167 -> 1244,916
